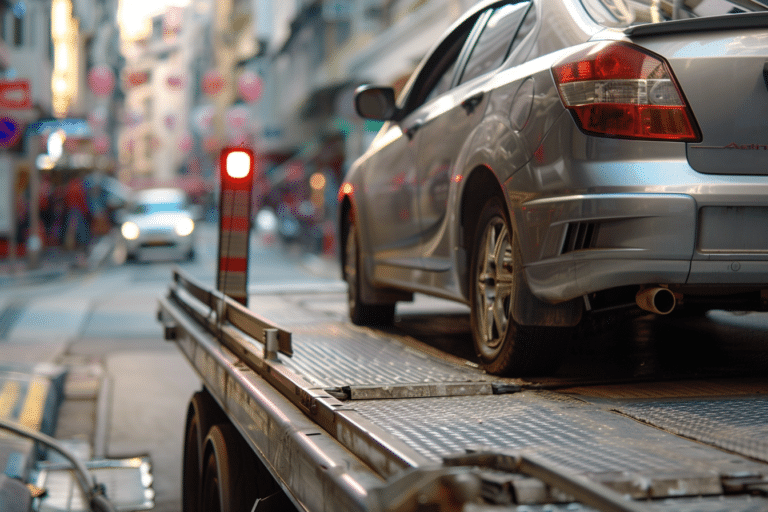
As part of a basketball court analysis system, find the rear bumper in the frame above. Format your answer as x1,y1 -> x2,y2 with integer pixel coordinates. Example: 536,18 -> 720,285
124,234 -> 194,260
519,193 -> 768,303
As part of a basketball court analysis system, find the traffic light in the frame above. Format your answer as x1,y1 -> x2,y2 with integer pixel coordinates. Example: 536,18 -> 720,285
217,147 -> 255,306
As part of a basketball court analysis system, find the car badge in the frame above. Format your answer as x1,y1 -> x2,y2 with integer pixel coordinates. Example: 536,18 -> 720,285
764,62 -> 768,92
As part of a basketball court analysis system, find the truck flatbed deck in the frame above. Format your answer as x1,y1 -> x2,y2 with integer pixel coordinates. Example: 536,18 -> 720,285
158,269 -> 768,512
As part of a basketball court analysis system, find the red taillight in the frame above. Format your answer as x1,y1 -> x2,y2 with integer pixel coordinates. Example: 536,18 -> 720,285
552,42 -> 700,141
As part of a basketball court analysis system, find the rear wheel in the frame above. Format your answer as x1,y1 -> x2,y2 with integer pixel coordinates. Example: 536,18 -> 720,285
343,211 -> 395,326
469,197 -> 565,376
182,390 -> 226,512
201,424 -> 261,512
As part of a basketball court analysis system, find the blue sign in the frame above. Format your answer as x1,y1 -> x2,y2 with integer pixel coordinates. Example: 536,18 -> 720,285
0,117 -> 21,148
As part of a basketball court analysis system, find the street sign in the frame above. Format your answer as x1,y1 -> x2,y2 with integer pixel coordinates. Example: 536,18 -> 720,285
0,117 -> 22,148
0,80 -> 31,110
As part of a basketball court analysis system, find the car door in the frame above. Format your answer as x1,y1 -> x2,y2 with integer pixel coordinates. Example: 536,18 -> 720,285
412,2 -> 533,273
363,12 -> 482,278
357,119 -> 422,270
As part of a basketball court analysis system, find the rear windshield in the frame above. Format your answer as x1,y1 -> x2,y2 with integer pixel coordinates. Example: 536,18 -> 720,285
582,0 -> 768,27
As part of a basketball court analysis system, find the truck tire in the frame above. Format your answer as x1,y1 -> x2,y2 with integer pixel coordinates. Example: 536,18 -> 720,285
183,390 -> 226,512
201,424 -> 259,512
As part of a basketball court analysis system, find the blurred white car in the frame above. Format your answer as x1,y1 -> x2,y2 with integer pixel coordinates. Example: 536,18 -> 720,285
120,188 -> 197,262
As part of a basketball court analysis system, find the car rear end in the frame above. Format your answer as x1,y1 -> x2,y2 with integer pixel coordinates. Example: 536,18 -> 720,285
520,0 -> 768,313
120,189 -> 196,263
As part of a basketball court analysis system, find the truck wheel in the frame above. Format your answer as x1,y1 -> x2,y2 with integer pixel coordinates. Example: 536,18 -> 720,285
201,424 -> 258,512
469,197 -> 565,376
183,390 -> 225,512
343,211 -> 395,326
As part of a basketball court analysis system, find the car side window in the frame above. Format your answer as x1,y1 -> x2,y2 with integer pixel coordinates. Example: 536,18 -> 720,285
458,1 -> 531,85
507,2 -> 537,65
400,17 -> 479,115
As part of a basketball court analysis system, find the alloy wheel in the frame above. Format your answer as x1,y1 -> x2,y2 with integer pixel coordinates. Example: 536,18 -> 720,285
475,215 -> 515,358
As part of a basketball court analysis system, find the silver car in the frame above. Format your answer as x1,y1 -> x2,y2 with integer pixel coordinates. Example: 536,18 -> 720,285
120,188 -> 197,262
338,0 -> 768,375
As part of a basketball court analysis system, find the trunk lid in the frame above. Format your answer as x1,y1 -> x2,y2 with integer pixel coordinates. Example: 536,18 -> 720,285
628,14 -> 768,175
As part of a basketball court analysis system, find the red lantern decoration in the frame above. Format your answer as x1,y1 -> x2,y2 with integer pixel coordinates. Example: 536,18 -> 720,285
88,66 -> 115,97
202,69 -> 225,96
124,70 -> 149,88
237,71 -> 263,103
166,74 -> 185,89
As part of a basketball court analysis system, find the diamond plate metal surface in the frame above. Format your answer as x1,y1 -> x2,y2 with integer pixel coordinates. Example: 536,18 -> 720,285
561,379 -> 768,399
611,396 -> 768,465
352,392 -> 696,467
496,496 -> 768,512
350,390 -> 768,505
278,322 -> 490,389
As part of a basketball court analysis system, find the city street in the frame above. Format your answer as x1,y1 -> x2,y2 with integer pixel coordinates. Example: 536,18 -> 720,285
0,223 -> 342,511
1,0 -> 768,509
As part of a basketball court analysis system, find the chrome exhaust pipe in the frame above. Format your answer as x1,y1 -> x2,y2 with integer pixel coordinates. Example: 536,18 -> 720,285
636,287 -> 676,315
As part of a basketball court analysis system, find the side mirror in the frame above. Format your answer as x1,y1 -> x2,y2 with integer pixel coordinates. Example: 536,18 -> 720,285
354,85 -> 397,121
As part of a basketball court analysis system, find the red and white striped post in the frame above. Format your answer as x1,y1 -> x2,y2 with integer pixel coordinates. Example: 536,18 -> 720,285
217,147 -> 255,306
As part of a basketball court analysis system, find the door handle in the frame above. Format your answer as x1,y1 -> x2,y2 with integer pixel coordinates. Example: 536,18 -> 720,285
461,92 -> 485,114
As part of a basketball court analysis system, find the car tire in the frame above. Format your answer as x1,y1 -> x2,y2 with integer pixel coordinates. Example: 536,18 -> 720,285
343,211 -> 396,326
469,197 -> 565,376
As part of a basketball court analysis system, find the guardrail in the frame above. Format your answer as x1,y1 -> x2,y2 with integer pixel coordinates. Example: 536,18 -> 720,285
164,267 -> 292,357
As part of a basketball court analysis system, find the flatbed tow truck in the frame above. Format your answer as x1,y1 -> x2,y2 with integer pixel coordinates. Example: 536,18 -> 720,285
155,147 -> 768,512
158,267 -> 768,512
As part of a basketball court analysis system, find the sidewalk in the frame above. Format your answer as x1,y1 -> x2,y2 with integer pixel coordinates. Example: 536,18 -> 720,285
0,234 -> 117,288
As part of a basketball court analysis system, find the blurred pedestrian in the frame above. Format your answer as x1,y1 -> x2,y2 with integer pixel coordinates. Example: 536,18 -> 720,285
39,172 -> 53,244
14,168 -> 29,248
64,173 -> 91,251
84,173 -> 110,238
49,173 -> 66,246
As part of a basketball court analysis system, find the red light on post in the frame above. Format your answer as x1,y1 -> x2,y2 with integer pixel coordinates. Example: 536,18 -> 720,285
223,148 -> 253,180
217,147 -> 255,305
